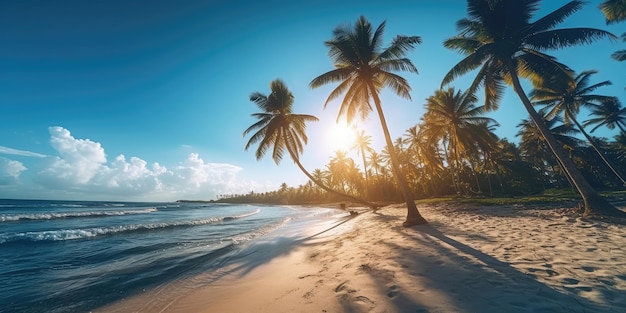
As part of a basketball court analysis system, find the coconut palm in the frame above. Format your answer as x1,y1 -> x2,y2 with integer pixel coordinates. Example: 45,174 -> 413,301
352,129 -> 374,198
442,0 -> 623,217
310,16 -> 427,225
244,79 -> 375,207
404,125 -> 445,195
517,110 -> 583,188
531,70 -> 626,185
367,150 -> 386,179
584,97 -> 626,135
421,88 -> 498,194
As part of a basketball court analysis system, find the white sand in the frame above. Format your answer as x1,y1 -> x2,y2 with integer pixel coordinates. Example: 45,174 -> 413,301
97,203 -> 626,313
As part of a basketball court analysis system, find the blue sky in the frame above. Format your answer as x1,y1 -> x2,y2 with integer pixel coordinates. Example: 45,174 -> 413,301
0,0 -> 624,201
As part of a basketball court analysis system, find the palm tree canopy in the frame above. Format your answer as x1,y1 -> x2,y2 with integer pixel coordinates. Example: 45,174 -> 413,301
530,70 -> 617,124
442,0 -> 617,111
243,79 -> 319,164
599,0 -> 626,24
310,15 -> 421,123
517,109 -> 583,157
422,87 -> 499,159
584,97 -> 626,133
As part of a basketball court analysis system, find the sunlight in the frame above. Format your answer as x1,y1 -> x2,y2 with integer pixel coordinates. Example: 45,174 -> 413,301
328,122 -> 356,150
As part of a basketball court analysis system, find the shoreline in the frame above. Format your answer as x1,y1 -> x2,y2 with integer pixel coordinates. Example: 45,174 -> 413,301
97,203 -> 626,313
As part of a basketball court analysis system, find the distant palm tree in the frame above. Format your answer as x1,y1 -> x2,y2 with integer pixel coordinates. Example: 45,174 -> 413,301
404,125 -> 445,194
244,79 -> 375,207
531,70 -> 626,185
422,88 -> 498,194
442,0 -> 622,217
352,129 -> 373,198
585,97 -> 626,135
310,16 -> 427,226
517,110 -> 583,188
366,150 -> 386,179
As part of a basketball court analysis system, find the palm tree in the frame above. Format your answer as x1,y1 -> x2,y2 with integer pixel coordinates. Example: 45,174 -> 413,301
352,129 -> 374,198
442,0 -> 623,217
421,88 -> 498,194
531,70 -> 626,185
517,110 -> 583,188
310,16 -> 427,226
584,97 -> 626,135
243,79 -> 375,207
366,150 -> 386,179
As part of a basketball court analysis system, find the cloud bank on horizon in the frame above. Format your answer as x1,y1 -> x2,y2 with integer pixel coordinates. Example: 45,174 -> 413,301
0,126 -> 264,201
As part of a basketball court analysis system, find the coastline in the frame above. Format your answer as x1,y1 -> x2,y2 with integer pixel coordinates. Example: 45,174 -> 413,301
96,203 -> 626,313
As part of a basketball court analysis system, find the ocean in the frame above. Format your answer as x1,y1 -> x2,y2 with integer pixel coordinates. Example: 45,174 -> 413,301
0,199 -> 343,313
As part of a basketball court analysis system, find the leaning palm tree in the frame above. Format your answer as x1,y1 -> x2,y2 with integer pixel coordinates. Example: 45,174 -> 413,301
531,70 -> 626,185
310,16 -> 427,226
243,79 -> 375,207
585,97 -> 626,135
442,0 -> 623,217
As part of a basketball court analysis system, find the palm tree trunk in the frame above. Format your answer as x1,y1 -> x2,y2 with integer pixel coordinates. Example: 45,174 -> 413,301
360,147 -> 370,200
566,107 -> 626,186
507,63 -> 625,217
370,88 -> 427,226
285,145 -> 377,208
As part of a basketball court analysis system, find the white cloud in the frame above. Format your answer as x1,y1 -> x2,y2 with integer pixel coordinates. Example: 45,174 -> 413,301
41,126 -> 107,184
0,146 -> 47,158
27,126 -> 261,201
0,158 -> 27,185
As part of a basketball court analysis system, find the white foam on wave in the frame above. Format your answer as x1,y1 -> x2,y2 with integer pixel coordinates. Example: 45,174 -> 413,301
0,208 -> 158,222
0,208 -> 262,243
229,216 -> 292,245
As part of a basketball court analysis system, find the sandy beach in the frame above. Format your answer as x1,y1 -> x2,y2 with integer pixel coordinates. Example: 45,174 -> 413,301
98,203 -> 626,313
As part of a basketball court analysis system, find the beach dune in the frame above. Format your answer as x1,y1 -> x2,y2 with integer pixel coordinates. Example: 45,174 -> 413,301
98,203 -> 626,313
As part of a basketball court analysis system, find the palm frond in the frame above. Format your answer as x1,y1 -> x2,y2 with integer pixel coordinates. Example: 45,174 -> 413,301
378,35 -> 421,61
612,49 -> 626,61
310,68 -> 352,89
441,45 -> 488,87
378,71 -> 412,100
529,1 -> 584,33
526,28 -> 617,50
443,36 -> 481,56
377,58 -> 418,74
482,69 -> 505,111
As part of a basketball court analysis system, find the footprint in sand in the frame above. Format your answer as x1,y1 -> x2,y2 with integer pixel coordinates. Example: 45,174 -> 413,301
335,281 -> 349,293
356,295 -> 374,304
581,266 -> 595,272
561,278 -> 579,285
387,285 -> 399,298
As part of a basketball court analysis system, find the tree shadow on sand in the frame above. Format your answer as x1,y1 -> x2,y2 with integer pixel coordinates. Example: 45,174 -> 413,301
343,210 -> 616,313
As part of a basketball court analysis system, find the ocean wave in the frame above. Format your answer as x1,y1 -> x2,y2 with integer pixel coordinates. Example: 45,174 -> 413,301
229,216 -> 292,245
0,208 -> 158,222
0,208 -> 261,243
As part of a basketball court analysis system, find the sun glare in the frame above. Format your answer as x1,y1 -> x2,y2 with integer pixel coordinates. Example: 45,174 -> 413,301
329,122 -> 356,150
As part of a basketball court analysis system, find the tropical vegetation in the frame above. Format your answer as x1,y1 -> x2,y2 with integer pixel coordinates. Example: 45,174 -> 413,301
235,1 -> 626,222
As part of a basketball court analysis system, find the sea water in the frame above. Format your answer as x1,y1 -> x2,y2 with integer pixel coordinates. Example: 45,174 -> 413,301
0,199 -> 341,313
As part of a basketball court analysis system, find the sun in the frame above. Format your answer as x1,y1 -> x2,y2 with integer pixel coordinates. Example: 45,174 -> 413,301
328,122 -> 356,150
